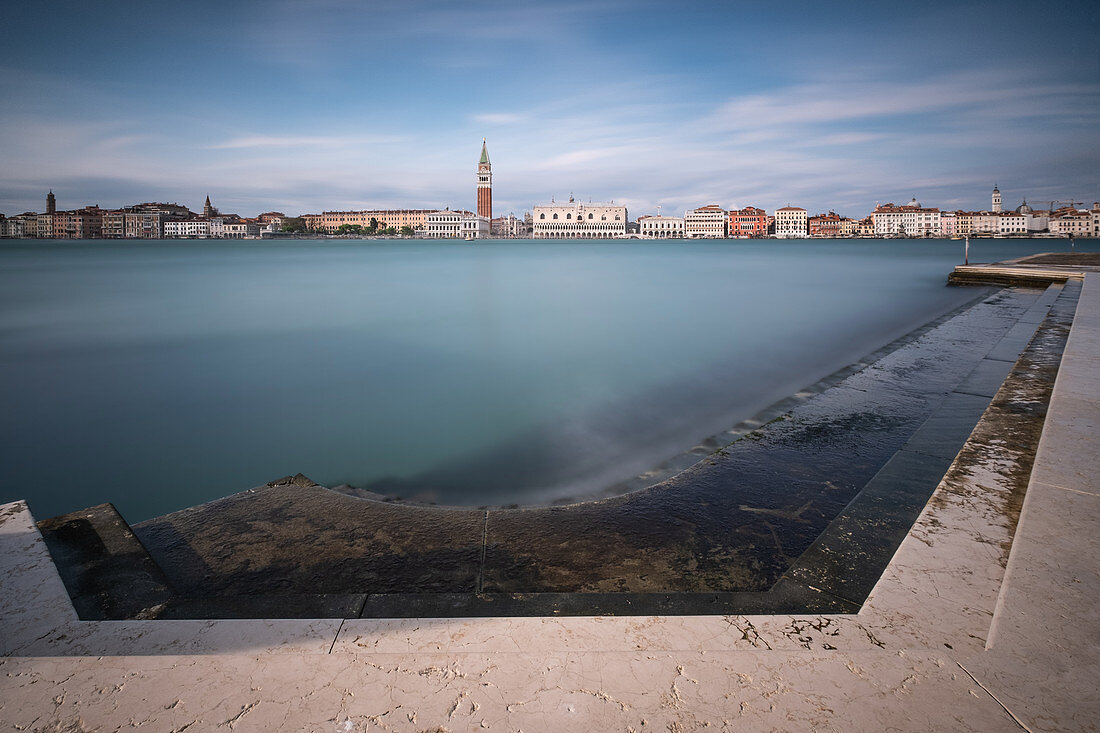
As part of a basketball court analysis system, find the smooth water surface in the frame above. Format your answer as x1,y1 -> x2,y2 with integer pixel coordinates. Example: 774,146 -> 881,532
1,238 -> 1094,521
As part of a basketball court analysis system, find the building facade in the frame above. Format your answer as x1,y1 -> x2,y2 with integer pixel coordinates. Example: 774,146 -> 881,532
532,197 -> 627,238
491,214 -> 527,238
808,212 -> 843,237
301,209 -> 433,233
774,206 -> 808,238
461,213 -> 490,239
939,211 -> 957,237
996,212 -> 1027,235
871,199 -> 941,237
638,215 -> 685,238
164,218 -> 211,237
1049,209 -> 1092,236
425,209 -> 464,237
684,205 -> 727,238
728,207 -> 768,237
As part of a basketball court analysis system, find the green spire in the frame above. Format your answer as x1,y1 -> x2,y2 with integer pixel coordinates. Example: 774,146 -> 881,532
479,138 -> 490,165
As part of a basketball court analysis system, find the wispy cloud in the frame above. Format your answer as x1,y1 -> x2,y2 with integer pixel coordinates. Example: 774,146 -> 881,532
471,113 -> 527,126
208,134 -> 405,150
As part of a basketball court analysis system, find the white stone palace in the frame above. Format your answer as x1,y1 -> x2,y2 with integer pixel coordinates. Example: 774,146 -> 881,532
531,196 -> 627,239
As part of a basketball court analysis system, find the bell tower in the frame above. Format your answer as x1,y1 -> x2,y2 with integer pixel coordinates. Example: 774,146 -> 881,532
992,184 -> 1002,212
477,139 -> 492,220
46,190 -> 56,214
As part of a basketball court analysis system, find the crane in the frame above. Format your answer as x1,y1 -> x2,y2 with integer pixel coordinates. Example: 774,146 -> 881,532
1049,200 -> 1083,213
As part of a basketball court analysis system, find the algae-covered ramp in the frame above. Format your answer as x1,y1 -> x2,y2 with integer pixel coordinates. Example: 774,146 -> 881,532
34,281 -> 1076,619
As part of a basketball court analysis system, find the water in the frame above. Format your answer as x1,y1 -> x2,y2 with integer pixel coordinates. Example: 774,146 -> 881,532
1,237 -> 1094,521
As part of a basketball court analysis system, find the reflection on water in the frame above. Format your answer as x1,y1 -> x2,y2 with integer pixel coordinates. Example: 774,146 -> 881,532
0,238 -> 1092,520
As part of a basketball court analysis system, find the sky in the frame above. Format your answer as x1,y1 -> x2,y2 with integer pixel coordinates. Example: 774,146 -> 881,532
1,0 -> 1098,219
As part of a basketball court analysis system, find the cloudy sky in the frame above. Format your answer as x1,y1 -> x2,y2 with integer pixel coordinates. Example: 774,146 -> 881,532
1,0 -> 1097,218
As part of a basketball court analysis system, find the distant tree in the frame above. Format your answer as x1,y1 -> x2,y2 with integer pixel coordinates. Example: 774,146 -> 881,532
280,217 -> 307,233
369,217 -> 379,231
399,225 -> 415,237
382,226 -> 397,236
337,224 -> 363,235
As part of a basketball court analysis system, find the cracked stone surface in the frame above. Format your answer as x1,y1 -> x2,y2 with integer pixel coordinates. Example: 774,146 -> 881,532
1,272 -> 1097,731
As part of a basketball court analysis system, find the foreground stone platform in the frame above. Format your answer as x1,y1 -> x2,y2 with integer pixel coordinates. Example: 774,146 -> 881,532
0,274 -> 1096,731
949,250 -> 1100,286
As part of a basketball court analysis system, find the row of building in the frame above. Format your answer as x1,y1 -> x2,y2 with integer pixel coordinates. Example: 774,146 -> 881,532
2,141 -> 1097,240
0,193 -> 291,240
633,191 -> 1099,240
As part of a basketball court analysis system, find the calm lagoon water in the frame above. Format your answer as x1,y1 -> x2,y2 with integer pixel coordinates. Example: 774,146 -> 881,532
1,237 -> 1095,521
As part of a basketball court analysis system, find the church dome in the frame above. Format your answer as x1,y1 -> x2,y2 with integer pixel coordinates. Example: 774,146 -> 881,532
907,197 -> 921,207
1016,200 -> 1032,215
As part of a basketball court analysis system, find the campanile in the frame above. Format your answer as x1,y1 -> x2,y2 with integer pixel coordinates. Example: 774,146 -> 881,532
477,139 -> 492,220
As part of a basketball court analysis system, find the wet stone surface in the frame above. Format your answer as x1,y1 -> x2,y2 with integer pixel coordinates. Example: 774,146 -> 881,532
37,285 -> 1076,618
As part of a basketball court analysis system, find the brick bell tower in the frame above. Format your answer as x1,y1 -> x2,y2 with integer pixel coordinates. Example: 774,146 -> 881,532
477,139 -> 492,220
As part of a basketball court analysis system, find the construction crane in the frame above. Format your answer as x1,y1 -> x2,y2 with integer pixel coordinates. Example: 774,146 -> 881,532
1049,199 -> 1083,212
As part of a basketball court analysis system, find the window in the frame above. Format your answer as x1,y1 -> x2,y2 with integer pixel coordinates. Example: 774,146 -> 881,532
552,213 -> 558,220
588,213 -> 593,219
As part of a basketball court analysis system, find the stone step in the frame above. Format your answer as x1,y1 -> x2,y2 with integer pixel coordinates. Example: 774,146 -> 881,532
37,503 -> 172,620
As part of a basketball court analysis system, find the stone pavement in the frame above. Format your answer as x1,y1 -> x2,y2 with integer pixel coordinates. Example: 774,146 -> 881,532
0,275 -> 1097,732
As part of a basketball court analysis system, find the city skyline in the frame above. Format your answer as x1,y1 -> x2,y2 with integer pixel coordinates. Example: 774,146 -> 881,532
1,0 -> 1097,218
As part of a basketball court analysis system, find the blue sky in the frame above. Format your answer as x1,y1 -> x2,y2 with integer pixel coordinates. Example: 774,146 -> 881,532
1,0 -> 1097,218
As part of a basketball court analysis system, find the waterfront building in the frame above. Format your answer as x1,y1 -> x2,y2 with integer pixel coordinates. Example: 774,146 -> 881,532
164,218 -> 211,238
124,210 -> 163,238
971,212 -> 999,234
461,213 -> 490,239
940,211 -> 957,237
638,214 -> 685,238
2,213 -> 35,238
855,217 -> 874,237
256,212 -> 286,234
102,210 -> 126,238
1049,208 -> 1092,237
774,206 -> 808,238
684,205 -> 727,238
838,217 -> 857,238
36,213 -> 54,238
728,207 -> 768,237
992,184 -> 1002,212
871,199 -> 941,237
808,212 -> 843,237
425,209 -> 465,237
49,206 -> 104,239
223,219 -> 259,239
300,209 -> 434,233
477,140 -> 492,221
3,213 -> 40,238
1092,204 -> 1100,238
997,212 -> 1027,236
531,196 -> 627,239
491,214 -> 526,238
